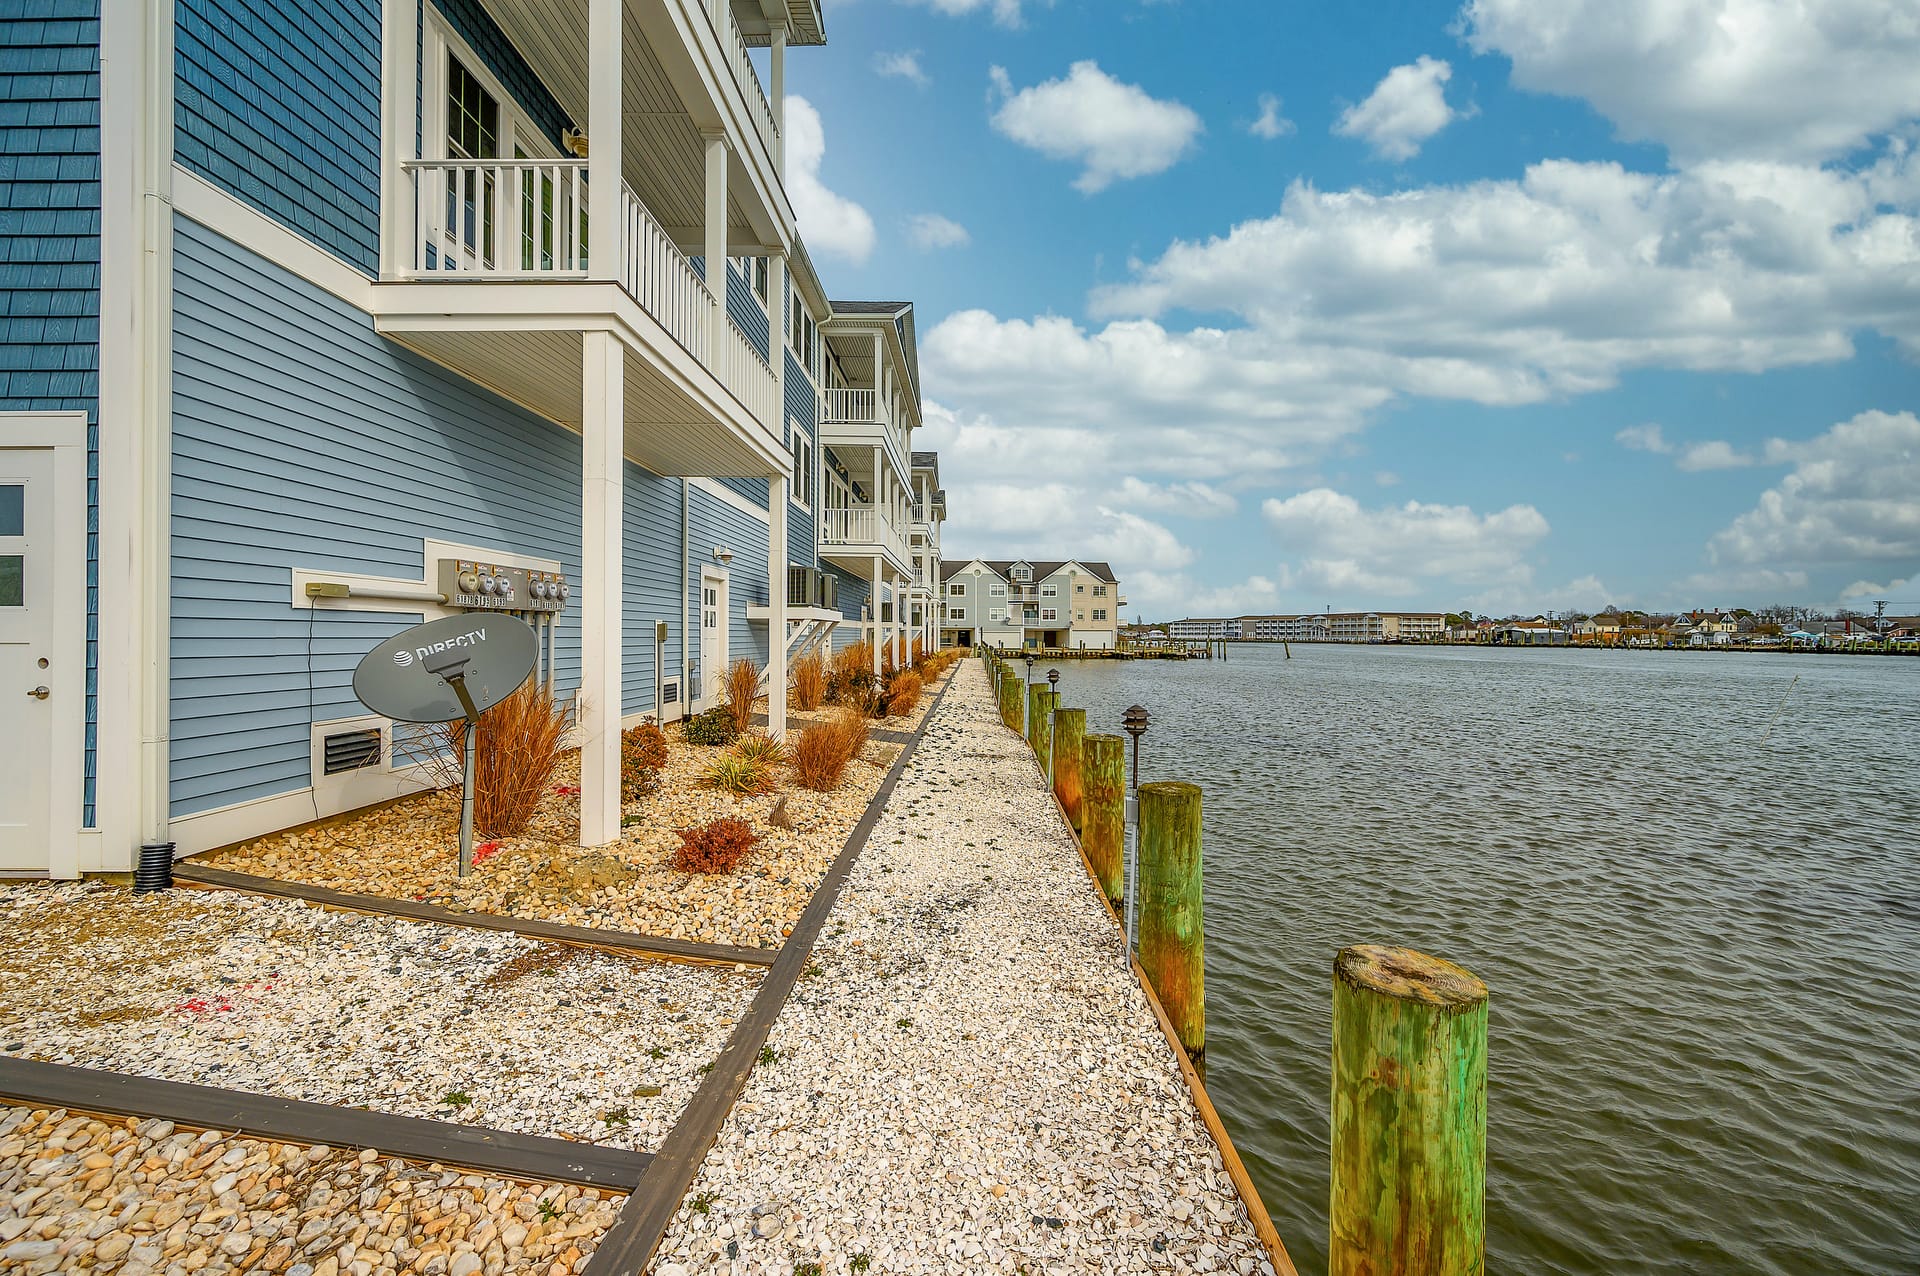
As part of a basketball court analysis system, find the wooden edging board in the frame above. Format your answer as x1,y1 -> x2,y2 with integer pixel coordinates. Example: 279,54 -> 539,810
580,665 -> 963,1276
170,863 -> 776,969
1027,699 -> 1303,1276
0,1056 -> 654,1190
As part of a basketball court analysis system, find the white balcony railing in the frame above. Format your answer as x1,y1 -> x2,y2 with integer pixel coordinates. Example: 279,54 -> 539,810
819,505 -> 909,564
622,182 -> 708,365
409,157 -> 589,276
823,387 -> 880,423
404,159 -> 778,434
701,0 -> 779,161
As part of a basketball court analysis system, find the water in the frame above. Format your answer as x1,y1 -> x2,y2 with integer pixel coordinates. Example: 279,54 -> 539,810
1042,644 -> 1920,1275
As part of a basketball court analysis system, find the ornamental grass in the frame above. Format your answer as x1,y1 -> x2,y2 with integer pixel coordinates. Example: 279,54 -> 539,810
790,709 -> 871,792
429,679 -> 569,838
792,650 -> 827,711
724,657 -> 761,738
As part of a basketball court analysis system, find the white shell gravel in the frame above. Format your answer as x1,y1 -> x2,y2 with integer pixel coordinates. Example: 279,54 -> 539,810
652,660 -> 1281,1275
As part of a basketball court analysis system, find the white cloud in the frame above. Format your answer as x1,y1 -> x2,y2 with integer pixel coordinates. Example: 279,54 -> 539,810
1708,409 -> 1920,565
1248,93 -> 1295,141
1089,153 -> 1920,399
905,213 -> 971,250
1260,488 -> 1550,596
872,49 -> 930,87
1333,56 -> 1463,161
1462,0 -> 1920,163
1127,572 -> 1280,620
1674,439 -> 1757,470
1616,423 -> 1673,454
988,61 -> 1202,193
1469,573 -> 1617,618
903,0 -> 1033,27
785,97 -> 876,265
1837,575 -> 1917,611
1114,476 -> 1238,517
1373,471 -> 1401,487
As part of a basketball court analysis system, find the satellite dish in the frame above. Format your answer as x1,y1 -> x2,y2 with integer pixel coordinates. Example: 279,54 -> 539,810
353,613 -> 539,723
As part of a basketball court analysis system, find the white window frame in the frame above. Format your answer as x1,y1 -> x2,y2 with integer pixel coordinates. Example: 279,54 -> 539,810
1012,566 -> 1032,582
424,15 -> 556,171
1093,609 -> 1108,621
788,422 -> 813,512
1093,584 -> 1108,597
948,606 -> 966,621
989,582 -> 1006,597
1041,584 -> 1058,598
948,582 -> 966,597
1041,608 -> 1057,622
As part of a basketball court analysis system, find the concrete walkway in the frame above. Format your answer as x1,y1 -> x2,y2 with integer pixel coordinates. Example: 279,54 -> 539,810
651,659 -> 1279,1275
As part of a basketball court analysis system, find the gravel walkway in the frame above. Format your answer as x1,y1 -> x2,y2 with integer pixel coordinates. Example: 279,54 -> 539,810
0,1105 -> 621,1275
0,885 -> 758,1152
651,659 -> 1279,1275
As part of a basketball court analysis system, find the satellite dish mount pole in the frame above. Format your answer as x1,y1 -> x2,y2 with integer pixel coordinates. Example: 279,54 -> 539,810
424,649 -> 483,877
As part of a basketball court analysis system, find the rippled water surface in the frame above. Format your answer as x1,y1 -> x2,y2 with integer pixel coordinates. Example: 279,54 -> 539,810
1045,644 -> 1920,1275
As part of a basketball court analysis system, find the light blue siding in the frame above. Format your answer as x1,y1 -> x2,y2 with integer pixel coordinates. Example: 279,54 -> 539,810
1,0 -> 99,823
687,487 -> 769,689
783,346 -> 816,571
176,0 -> 383,272
620,463 -> 685,718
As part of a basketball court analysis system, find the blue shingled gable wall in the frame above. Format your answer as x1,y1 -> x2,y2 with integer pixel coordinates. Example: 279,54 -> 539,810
1,0 -> 100,824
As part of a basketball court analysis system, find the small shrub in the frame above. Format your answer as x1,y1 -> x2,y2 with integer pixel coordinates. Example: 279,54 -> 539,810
672,817 -> 758,873
886,669 -> 923,718
689,1191 -> 719,1215
724,657 -> 761,738
428,680 -> 569,838
732,731 -> 790,767
621,721 -> 669,800
790,710 -> 869,791
701,753 -> 775,799
683,705 -> 738,747
791,651 -> 827,711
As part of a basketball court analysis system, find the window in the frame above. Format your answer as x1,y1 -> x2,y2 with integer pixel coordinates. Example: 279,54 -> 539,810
1041,584 -> 1057,597
1012,566 -> 1032,582
754,257 -> 769,304
445,53 -> 499,264
948,607 -> 966,621
989,608 -> 1004,622
1041,608 -> 1057,622
1076,611 -> 1085,622
1093,584 -> 1108,597
789,429 -> 814,509
1093,609 -> 1108,621
948,583 -> 966,597
989,583 -> 1006,597
1075,584 -> 1085,593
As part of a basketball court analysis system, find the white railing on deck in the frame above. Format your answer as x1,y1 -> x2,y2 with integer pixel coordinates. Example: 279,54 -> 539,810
823,387 -> 880,423
819,505 -> 910,562
702,0 -> 779,160
621,182 -> 708,365
409,158 -> 588,276
719,316 -> 777,432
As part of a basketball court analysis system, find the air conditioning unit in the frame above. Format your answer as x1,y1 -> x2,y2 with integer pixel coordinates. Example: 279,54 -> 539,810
787,565 -> 816,609
818,572 -> 837,610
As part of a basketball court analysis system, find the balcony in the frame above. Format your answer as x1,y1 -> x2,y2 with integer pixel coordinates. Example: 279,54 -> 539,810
380,158 -> 780,476
818,504 -> 911,577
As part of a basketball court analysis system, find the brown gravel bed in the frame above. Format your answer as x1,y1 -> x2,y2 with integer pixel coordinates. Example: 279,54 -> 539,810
0,1104 -> 621,1275
200,709 -> 920,950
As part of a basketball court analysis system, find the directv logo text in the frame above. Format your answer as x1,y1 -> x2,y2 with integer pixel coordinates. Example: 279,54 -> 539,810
394,630 -> 488,667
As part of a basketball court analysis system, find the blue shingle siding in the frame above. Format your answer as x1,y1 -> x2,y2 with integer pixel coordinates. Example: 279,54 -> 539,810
1,0 -> 99,824
687,487 -> 768,687
783,346 -> 815,571
176,0 -> 383,272
429,0 -> 571,151
726,262 -> 769,361
620,462 -> 685,718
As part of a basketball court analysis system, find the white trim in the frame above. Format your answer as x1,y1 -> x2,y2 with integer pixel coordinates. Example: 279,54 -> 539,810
688,477 -> 773,523
165,769 -> 439,859
309,714 -> 436,820
0,412 -> 88,878
378,0 -> 417,278
174,166 -> 376,307
290,537 -> 564,614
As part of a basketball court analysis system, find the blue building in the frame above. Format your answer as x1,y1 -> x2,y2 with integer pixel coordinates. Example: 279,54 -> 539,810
0,0 -> 932,876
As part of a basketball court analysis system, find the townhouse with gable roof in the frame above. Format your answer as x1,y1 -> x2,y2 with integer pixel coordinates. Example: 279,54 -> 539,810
939,559 -> 1124,650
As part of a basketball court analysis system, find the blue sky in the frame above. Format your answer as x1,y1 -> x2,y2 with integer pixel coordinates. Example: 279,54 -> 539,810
764,0 -> 1920,620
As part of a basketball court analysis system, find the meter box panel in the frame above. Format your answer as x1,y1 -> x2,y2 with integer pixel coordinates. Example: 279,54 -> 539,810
436,558 -> 569,612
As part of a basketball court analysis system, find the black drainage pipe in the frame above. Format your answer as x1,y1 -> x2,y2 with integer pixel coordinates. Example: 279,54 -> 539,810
134,841 -> 175,894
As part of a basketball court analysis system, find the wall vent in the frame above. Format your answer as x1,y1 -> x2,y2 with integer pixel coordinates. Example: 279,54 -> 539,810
662,678 -> 681,706
322,727 -> 383,775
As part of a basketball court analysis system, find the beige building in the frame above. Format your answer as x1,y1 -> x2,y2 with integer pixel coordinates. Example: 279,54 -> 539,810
940,559 -> 1124,649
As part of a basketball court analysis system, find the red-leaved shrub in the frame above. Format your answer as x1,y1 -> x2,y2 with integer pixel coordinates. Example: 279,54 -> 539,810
672,817 -> 759,873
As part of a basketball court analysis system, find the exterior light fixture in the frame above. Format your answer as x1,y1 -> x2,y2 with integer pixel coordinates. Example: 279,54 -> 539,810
1122,703 -> 1150,790
713,546 -> 734,567
1047,668 -> 1060,689
1024,653 -> 1035,685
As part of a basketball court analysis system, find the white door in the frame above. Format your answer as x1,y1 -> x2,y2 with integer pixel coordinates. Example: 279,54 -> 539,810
0,447 -> 64,870
699,569 -> 729,711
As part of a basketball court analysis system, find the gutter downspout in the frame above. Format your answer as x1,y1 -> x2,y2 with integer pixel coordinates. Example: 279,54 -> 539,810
681,477 -> 691,713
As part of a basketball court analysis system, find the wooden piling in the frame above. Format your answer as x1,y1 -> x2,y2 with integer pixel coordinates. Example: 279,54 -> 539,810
999,670 -> 1022,732
1329,944 -> 1488,1276
1052,707 -> 1086,830
1027,683 -> 1052,778
1137,781 -> 1204,1056
1081,734 -> 1125,902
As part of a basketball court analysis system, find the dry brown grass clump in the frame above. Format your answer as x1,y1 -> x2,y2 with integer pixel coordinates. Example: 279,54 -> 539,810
672,817 -> 759,873
431,680 -> 569,837
886,669 -> 923,717
724,657 -> 761,738
790,709 -> 871,791
829,640 -> 879,711
792,650 -> 827,710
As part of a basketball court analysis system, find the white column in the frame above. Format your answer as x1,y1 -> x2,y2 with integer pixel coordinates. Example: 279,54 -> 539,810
771,253 -> 786,417
703,129 -> 729,354
587,0 -> 622,281
770,26 -> 786,174
379,0 -> 418,277
871,555 -> 883,676
580,332 -> 624,847
768,475 -> 788,740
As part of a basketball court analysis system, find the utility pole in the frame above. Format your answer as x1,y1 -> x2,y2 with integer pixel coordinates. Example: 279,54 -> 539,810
1876,599 -> 1889,633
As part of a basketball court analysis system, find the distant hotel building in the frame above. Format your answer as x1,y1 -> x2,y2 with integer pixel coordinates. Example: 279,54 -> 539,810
1163,612 -> 1446,643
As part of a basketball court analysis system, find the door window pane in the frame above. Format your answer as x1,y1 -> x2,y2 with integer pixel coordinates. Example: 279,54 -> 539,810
0,485 -> 20,535
0,555 -> 21,607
